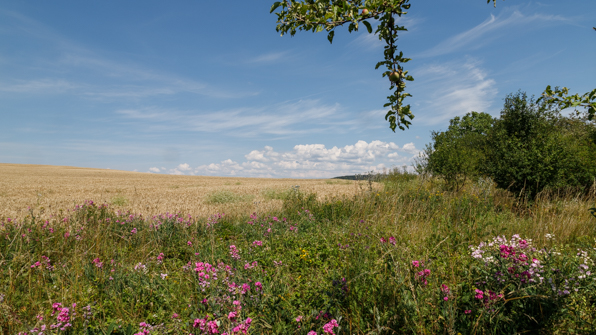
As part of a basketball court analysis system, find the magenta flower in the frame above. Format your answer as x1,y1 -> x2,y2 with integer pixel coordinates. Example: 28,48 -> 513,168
412,260 -> 420,267
322,319 -> 339,334
474,289 -> 484,300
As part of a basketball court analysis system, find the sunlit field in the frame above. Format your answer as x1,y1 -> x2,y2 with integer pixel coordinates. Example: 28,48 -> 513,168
1,164 -> 596,334
0,164 -> 369,221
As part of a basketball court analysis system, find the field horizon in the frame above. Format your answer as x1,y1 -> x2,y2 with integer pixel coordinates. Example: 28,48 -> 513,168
0,163 -> 373,221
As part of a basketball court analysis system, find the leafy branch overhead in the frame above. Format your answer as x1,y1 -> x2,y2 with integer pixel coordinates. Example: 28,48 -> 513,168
271,0 -> 415,131
271,0 -> 596,131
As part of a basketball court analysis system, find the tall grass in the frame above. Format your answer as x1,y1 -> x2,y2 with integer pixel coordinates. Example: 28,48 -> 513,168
1,170 -> 595,334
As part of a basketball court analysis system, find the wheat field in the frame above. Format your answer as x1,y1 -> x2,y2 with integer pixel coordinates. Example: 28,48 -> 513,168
0,163 -> 371,220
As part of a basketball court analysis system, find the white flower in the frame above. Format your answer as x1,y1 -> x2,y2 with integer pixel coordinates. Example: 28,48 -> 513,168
161,273 -> 168,280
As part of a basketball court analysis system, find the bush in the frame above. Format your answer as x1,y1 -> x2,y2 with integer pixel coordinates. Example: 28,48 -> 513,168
423,111 -> 494,190
484,91 -> 596,199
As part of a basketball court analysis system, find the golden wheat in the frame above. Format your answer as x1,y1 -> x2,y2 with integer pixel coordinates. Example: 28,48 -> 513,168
0,163 -> 369,220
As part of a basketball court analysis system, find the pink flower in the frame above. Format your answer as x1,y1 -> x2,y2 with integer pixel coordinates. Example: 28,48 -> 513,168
187,241 -> 192,246
389,236 -> 396,245
441,284 -> 450,294
443,296 -> 449,301
64,232 -> 70,238
464,310 -> 472,314
296,315 -> 303,322
252,240 -> 263,246
255,281 -> 263,291
474,289 -> 484,300
308,332 -> 318,335
229,245 -> 240,259
322,319 -> 339,334
412,260 -> 419,267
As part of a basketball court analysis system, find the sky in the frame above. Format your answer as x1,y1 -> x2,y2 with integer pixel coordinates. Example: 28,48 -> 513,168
1,1 -> 594,178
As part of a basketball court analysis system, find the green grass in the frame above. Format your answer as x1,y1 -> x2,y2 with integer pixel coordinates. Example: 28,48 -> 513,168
205,190 -> 254,204
261,188 -> 293,200
110,194 -> 128,206
1,172 -> 596,334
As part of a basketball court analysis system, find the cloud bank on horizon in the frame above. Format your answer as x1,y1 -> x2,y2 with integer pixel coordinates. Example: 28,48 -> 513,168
149,140 -> 420,178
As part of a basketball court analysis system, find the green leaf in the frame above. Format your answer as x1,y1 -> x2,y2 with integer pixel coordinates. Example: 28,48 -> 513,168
106,323 -> 117,334
270,2 -> 282,14
362,20 -> 373,33
327,30 -> 335,43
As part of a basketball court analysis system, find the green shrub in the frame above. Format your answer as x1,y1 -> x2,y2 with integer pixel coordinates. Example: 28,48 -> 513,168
423,111 -> 493,191
484,91 -> 596,199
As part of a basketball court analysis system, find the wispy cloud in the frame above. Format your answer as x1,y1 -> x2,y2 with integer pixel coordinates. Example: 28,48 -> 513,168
0,78 -> 79,93
0,10 -> 258,100
418,9 -> 570,58
246,51 -> 288,64
412,58 -> 498,125
115,99 -> 344,137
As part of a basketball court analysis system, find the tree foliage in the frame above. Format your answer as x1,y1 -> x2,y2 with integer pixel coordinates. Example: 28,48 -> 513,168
423,112 -> 493,191
271,0 -> 414,131
424,91 -> 596,199
271,1 -> 595,131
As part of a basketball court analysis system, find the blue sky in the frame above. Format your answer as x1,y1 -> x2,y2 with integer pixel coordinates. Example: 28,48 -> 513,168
1,1 -> 594,178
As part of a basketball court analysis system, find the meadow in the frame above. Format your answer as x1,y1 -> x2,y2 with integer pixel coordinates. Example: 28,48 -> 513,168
1,164 -> 596,334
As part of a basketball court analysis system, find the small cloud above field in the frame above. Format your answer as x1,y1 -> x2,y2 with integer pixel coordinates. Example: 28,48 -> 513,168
159,140 -> 420,178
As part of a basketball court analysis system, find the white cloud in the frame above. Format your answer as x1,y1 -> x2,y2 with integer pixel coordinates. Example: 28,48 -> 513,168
148,167 -> 161,173
115,99 -> 343,137
0,79 -> 79,93
418,9 -> 570,58
189,140 -> 420,178
412,59 -> 498,125
247,52 -> 288,64
177,163 -> 191,171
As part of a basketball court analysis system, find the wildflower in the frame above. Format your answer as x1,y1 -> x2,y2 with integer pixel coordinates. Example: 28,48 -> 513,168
93,258 -> 103,268
161,273 -> 168,280
296,316 -> 303,322
474,289 -> 484,300
322,319 -> 339,334
157,253 -> 164,263
464,310 -> 472,314
389,236 -> 396,245
230,245 -> 240,259
172,313 -> 179,318
131,228 -> 137,234
187,241 -> 192,246
252,240 -> 263,246
64,232 -> 70,238
308,332 -> 318,335
255,282 -> 263,291
412,260 -> 420,267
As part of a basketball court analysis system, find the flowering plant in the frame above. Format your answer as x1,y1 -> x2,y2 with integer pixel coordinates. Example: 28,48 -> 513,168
459,234 -> 596,333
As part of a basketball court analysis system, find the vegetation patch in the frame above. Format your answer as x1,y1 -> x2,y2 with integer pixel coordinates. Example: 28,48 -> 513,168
206,190 -> 254,204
